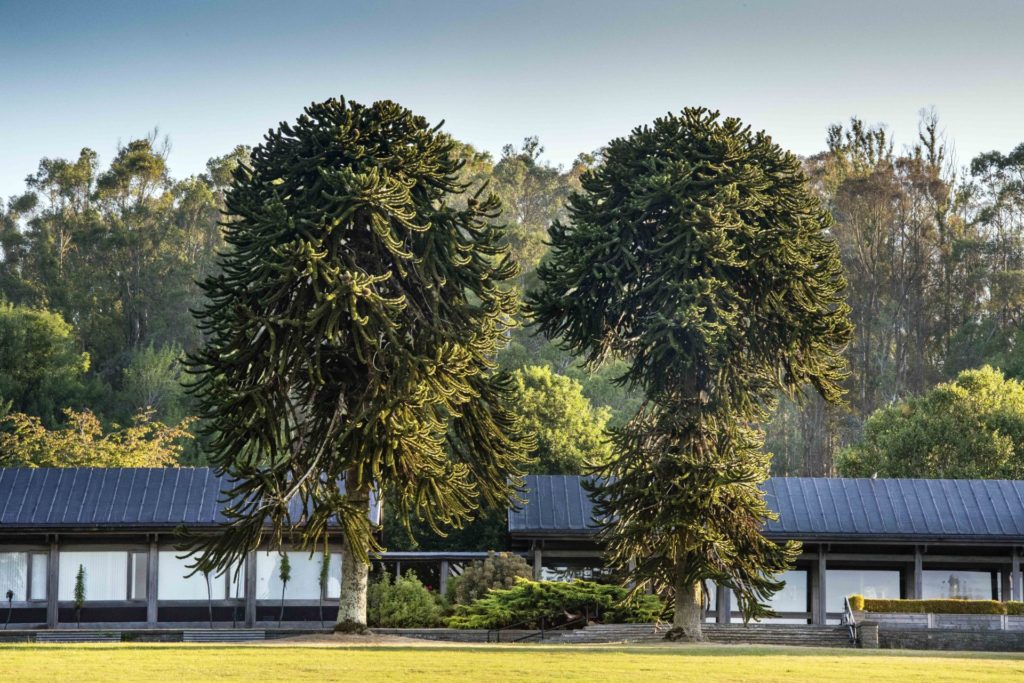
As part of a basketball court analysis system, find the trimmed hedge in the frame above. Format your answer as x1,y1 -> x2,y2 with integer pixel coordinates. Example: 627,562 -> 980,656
849,594 -> 1023,616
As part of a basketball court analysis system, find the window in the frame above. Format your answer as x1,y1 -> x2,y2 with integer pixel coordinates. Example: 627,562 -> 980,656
131,552 -> 148,600
0,552 -> 27,602
539,561 -> 613,583
767,570 -> 807,614
326,554 -> 342,599
30,553 -> 48,600
256,551 -> 330,600
922,570 -> 994,600
826,569 -> 900,613
158,552 -> 243,601
59,551 -> 129,601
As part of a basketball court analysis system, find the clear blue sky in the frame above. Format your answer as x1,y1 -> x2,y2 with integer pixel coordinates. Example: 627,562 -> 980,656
2,0 -> 1022,198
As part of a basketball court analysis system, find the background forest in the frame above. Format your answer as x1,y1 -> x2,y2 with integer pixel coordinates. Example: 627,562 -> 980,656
1,111 -> 1023,500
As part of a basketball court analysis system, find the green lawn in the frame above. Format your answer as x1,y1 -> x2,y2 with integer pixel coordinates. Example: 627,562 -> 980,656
1,643 -> 1023,682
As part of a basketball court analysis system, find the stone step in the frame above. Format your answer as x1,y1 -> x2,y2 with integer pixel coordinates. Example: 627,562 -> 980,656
182,630 -> 266,642
559,623 -> 853,647
36,632 -> 121,643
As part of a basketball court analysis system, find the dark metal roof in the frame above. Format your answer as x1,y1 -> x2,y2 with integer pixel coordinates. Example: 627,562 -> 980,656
509,475 -> 598,538
0,468 -> 371,531
762,477 -> 1024,542
509,475 -> 1024,543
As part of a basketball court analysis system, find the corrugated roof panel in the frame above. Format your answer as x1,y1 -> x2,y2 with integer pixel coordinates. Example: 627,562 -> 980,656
0,467 -> 347,530
511,475 -> 1024,542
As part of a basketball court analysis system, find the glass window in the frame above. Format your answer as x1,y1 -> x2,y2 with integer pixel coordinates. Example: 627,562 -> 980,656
539,562 -> 614,583
767,570 -> 807,613
59,551 -> 128,601
326,554 -> 342,599
0,552 -> 28,602
158,552 -> 219,601
827,569 -> 900,613
226,563 -> 245,601
922,570 -> 994,600
30,553 -> 48,600
256,551 -> 322,600
131,552 -> 148,601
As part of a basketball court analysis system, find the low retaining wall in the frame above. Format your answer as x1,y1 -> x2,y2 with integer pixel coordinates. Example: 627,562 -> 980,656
879,628 -> 1024,652
856,611 -> 1024,632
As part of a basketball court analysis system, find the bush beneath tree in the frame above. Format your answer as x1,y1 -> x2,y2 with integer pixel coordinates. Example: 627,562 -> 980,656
367,571 -> 443,628
454,551 -> 533,605
448,578 -> 665,629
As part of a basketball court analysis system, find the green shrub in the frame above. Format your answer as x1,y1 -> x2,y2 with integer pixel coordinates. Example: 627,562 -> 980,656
1006,602 -> 1024,616
367,570 -> 443,628
848,595 -> 1006,615
454,551 -> 532,605
448,578 -> 665,629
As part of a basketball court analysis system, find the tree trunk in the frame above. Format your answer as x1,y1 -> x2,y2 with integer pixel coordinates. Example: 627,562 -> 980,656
335,477 -> 370,633
667,571 -> 704,642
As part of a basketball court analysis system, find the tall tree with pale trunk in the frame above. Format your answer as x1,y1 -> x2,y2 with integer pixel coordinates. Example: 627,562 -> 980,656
529,107 -> 852,640
187,96 -> 530,631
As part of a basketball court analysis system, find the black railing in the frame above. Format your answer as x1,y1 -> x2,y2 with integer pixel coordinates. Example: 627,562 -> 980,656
486,607 -> 594,643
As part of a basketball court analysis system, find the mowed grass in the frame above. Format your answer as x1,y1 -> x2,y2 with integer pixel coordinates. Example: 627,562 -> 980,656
1,643 -> 1023,682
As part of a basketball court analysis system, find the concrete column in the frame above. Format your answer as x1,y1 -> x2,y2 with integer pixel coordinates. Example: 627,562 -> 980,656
46,538 -> 59,628
533,546 -> 543,580
913,546 -> 924,599
244,550 -> 257,628
814,547 -> 828,625
1001,568 -> 1012,602
1013,549 -> 1022,602
715,584 -> 731,624
147,538 -> 159,625
439,560 -> 450,597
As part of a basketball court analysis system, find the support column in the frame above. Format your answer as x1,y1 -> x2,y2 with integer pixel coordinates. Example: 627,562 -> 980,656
913,546 -> 923,599
715,584 -> 731,624
439,560 -> 450,597
813,546 -> 827,625
46,538 -> 59,629
147,538 -> 159,625
1013,549 -> 1022,602
1001,568 -> 1012,602
533,546 -> 543,580
244,550 -> 257,628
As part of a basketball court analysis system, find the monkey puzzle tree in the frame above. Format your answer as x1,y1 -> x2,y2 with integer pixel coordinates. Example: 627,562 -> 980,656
187,97 -> 530,631
529,108 -> 852,640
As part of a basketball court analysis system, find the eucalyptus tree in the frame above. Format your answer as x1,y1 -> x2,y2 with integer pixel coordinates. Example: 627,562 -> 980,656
187,96 -> 530,631
530,108 -> 852,639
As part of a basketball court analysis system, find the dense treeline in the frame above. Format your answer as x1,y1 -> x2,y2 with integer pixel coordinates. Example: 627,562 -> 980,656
1,114 -> 1023,479
769,115 -> 1024,475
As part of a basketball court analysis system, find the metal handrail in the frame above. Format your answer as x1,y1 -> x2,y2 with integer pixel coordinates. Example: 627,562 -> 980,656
840,596 -> 857,644
487,607 -> 595,643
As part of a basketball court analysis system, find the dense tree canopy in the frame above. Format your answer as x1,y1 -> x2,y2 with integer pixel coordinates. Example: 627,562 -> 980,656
0,408 -> 192,468
0,304 -> 90,424
837,366 -> 1024,479
531,107 -> 852,639
511,365 -> 612,474
187,97 -> 531,629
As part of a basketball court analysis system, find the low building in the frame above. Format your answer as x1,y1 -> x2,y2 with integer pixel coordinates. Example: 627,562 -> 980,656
1,468 -> 1022,627
511,474 -> 1024,624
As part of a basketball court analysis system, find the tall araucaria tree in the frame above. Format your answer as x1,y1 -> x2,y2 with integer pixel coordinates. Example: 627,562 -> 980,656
186,97 -> 530,631
529,108 -> 852,640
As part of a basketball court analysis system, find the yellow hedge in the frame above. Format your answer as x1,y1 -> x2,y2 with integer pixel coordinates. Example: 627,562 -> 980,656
848,595 -> 1012,615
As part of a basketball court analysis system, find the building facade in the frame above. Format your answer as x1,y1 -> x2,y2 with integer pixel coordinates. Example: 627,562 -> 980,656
2,468 -> 1023,627
510,475 -> 1024,624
